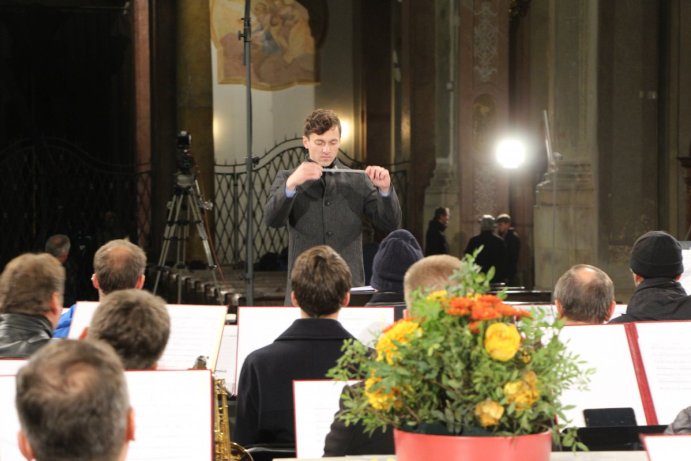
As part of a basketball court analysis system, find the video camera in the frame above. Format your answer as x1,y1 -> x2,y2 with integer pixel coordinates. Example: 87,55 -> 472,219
176,130 -> 195,174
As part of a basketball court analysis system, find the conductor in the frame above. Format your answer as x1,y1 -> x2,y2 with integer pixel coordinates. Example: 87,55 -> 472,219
264,109 -> 402,304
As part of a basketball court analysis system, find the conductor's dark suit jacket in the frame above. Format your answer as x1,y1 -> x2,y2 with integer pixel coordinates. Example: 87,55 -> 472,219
264,160 -> 402,303
233,318 -> 356,447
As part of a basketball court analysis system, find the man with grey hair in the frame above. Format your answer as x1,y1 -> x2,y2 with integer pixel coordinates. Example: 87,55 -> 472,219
54,239 -> 147,338
16,339 -> 135,461
0,253 -> 65,357
554,264 -> 616,325
45,233 -> 77,306
87,289 -> 170,370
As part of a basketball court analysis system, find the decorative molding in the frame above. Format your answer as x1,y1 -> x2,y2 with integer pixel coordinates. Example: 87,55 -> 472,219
473,1 -> 498,83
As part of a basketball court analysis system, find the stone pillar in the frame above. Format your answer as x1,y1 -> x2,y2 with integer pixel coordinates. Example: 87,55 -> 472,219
533,0 -> 597,290
457,0 -> 511,251
177,0 -> 215,262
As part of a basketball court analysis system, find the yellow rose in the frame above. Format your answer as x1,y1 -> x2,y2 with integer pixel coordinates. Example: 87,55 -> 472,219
474,399 -> 505,427
503,371 -> 540,410
376,319 -> 420,364
484,323 -> 521,362
365,376 -> 400,411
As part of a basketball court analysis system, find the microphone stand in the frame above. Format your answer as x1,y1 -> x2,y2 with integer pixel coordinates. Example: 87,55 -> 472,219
240,0 -> 255,305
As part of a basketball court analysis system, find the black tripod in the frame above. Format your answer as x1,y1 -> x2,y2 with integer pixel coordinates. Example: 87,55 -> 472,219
152,168 -> 222,304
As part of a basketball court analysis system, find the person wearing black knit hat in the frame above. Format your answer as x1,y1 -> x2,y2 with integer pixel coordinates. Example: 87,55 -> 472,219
609,230 -> 691,323
366,229 -> 423,306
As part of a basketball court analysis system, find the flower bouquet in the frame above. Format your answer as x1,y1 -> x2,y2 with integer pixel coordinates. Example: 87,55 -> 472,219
328,251 -> 590,452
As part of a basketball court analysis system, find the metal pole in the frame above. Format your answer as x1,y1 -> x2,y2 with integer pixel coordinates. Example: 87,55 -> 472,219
241,0 -> 254,305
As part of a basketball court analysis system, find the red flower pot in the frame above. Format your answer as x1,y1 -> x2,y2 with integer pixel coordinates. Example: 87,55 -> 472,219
393,428 -> 552,461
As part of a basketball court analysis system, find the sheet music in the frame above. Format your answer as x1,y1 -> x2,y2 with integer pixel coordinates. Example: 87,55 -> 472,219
635,321 -> 691,424
68,301 -> 227,370
0,371 -> 213,461
293,380 -> 360,459
213,325 -> 238,392
0,359 -> 26,376
157,304 -> 227,370
126,370 -> 213,460
643,434 -> 691,461
680,249 -> 691,294
0,376 -> 22,461
234,306 -> 394,394
559,324 -> 647,427
67,301 -> 99,338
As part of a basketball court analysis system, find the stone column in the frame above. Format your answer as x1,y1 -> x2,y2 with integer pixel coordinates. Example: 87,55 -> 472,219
177,0 -> 215,262
533,0 -> 597,290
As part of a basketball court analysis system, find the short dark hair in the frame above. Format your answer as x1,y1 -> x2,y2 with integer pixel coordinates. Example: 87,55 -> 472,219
93,239 -> 146,294
0,253 -> 65,316
88,289 -> 171,369
16,340 -> 129,461
433,207 -> 449,220
45,234 -> 71,259
304,109 -> 342,137
291,245 -> 351,317
554,264 -> 614,324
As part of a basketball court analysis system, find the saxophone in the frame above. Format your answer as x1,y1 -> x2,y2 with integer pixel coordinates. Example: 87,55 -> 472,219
193,356 -> 254,461
215,377 -> 254,461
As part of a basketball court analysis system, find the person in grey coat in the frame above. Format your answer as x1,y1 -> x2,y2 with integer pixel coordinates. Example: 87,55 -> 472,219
264,109 -> 402,304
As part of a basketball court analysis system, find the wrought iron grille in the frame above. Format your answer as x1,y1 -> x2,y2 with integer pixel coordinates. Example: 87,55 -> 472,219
213,138 -> 408,266
0,137 -> 151,270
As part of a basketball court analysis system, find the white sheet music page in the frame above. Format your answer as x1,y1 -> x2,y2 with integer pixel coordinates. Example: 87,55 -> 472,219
126,369 -> 213,460
234,306 -> 394,394
643,434 -> 691,461
214,324 -> 238,392
293,379 -> 359,459
67,301 -> 99,338
0,359 -> 26,376
635,321 -> 691,425
0,376 -> 22,461
157,304 -> 227,370
559,324 -> 647,426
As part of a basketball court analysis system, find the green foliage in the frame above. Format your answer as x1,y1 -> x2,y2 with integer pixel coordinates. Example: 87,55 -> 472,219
327,251 -> 591,448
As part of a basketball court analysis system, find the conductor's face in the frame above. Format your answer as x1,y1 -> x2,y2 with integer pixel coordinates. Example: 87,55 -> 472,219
303,126 -> 341,167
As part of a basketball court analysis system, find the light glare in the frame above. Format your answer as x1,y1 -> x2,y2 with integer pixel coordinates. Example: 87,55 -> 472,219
495,138 -> 526,169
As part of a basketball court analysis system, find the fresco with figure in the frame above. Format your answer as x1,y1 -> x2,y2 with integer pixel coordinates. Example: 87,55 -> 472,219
211,0 -> 321,90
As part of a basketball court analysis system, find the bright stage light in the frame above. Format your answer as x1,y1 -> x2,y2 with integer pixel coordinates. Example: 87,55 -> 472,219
495,137 -> 527,169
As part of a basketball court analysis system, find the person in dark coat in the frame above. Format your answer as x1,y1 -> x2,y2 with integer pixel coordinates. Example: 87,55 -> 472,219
0,253 -> 65,358
233,245 -> 357,448
425,207 -> 450,256
366,229 -> 423,307
496,213 -> 520,285
264,109 -> 402,305
609,230 -> 691,323
463,215 -> 508,284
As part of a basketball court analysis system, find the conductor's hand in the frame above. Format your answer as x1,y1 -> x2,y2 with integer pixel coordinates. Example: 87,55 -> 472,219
286,161 -> 323,192
365,166 -> 391,194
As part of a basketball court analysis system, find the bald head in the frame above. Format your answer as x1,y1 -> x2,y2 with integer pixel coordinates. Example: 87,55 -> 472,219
554,264 -> 615,324
93,240 -> 146,296
403,255 -> 462,306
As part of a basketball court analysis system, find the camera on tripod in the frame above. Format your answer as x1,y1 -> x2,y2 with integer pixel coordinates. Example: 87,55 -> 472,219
176,130 -> 195,174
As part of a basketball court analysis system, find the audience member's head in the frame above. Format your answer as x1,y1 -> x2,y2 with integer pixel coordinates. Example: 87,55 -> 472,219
93,239 -> 147,297
403,254 -> 463,306
479,214 -> 496,232
554,264 -> 615,324
88,289 -> 170,369
629,231 -> 683,283
433,207 -> 450,224
15,340 -> 134,461
0,253 -> 65,327
371,229 -> 424,294
290,245 -> 351,317
45,234 -> 71,264
496,213 -> 512,235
